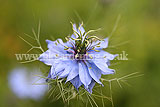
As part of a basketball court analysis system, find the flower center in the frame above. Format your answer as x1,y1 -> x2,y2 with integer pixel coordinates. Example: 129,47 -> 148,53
63,22 -> 104,60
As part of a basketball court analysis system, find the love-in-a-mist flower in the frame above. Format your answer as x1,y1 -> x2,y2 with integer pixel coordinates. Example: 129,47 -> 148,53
39,22 -> 117,93
8,67 -> 47,100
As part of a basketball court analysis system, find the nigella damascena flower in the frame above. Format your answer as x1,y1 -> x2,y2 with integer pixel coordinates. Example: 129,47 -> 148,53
39,23 -> 117,93
8,67 -> 47,100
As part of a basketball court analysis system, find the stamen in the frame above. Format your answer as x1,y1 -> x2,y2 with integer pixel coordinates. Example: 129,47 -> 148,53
87,36 -> 104,41
56,54 -> 59,57
70,21 -> 81,38
64,46 -> 69,49
85,40 -> 90,47
93,49 -> 100,52
86,41 -> 101,51
84,28 -> 102,39
65,37 -> 69,41
78,22 -> 84,38
88,54 -> 93,59
71,38 -> 81,41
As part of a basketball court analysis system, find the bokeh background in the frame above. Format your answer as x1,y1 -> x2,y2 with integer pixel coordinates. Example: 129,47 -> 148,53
0,0 -> 160,107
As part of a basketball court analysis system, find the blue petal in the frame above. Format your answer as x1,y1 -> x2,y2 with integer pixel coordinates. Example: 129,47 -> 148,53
71,23 -> 85,39
66,61 -> 79,82
64,40 -> 72,47
46,39 -> 67,54
47,70 -> 51,78
78,24 -> 86,42
97,37 -> 108,49
92,59 -> 115,75
86,80 -> 96,93
71,34 -> 77,39
58,65 -> 72,79
90,37 -> 109,50
91,50 -> 117,61
50,66 -> 57,78
70,75 -> 82,90
78,23 -> 85,35
86,61 -> 102,85
100,68 -> 115,75
99,50 -> 117,60
73,24 -> 78,32
50,65 -> 64,79
79,62 -> 92,88
71,24 -> 79,38
57,39 -> 65,45
54,62 -> 66,73
101,37 -> 108,48
38,50 -> 55,66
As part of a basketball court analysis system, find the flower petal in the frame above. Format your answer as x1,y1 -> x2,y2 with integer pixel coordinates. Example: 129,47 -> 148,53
86,61 -> 102,85
38,50 -> 55,66
73,24 -> 78,32
50,65 -> 64,78
71,24 -> 79,39
90,37 -> 109,50
86,80 -> 96,93
99,50 -> 117,60
54,62 -> 66,73
91,50 -> 117,61
66,61 -> 79,82
58,65 -> 72,79
46,39 -> 66,54
92,59 -> 115,75
50,66 -> 56,78
79,62 -> 92,88
70,75 -> 82,90
97,37 -> 108,49
78,24 -> 85,35
71,23 -> 85,39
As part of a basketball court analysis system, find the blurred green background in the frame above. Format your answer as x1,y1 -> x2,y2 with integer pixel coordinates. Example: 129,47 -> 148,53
0,0 -> 160,107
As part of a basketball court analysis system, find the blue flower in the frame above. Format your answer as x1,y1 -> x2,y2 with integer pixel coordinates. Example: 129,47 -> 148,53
39,23 -> 117,93
8,67 -> 47,100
